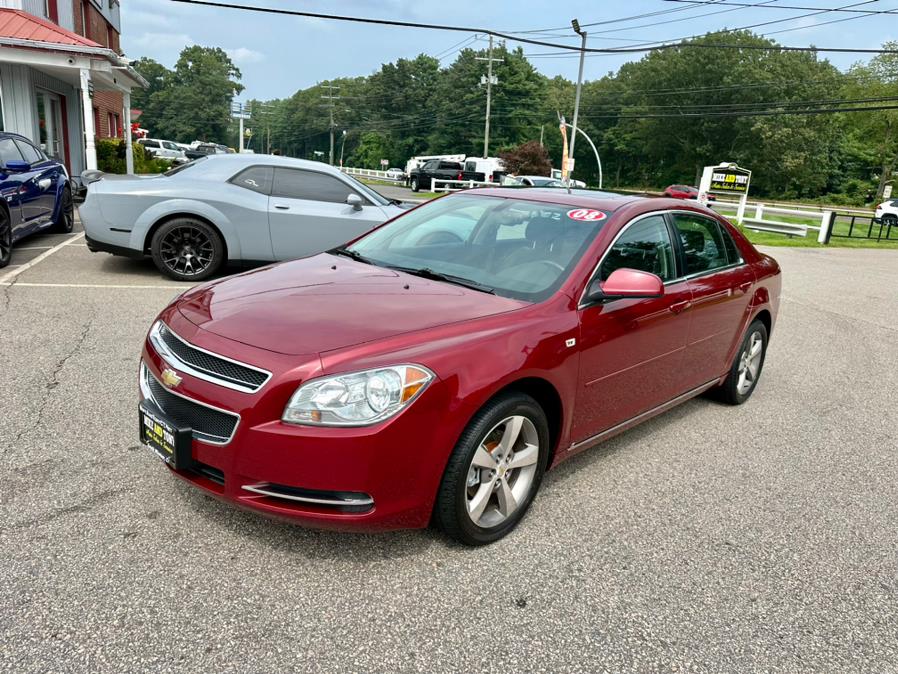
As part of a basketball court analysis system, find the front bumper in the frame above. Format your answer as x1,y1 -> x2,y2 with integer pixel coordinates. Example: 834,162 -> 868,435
139,309 -> 454,532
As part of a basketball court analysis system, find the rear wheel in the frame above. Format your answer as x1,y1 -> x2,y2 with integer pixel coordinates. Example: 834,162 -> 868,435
715,320 -> 768,405
150,218 -> 224,282
51,185 -> 74,233
883,214 -> 898,227
434,392 -> 549,545
0,208 -> 11,268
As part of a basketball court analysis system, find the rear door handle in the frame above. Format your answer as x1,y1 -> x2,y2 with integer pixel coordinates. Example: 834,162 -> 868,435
273,204 -> 290,210
669,300 -> 691,314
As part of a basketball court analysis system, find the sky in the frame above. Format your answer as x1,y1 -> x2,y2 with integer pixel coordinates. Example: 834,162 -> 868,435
121,0 -> 898,102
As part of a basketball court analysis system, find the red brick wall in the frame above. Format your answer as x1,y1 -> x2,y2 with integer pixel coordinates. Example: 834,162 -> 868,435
93,90 -> 123,139
74,0 -> 120,52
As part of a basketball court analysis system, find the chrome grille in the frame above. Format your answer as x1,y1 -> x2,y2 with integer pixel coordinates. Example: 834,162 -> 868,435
142,364 -> 239,445
150,322 -> 270,393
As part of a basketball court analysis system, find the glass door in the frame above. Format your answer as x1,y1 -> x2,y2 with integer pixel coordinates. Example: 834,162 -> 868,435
36,90 -> 65,162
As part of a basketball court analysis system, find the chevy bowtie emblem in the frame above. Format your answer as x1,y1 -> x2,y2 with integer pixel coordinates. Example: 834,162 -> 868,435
161,368 -> 182,389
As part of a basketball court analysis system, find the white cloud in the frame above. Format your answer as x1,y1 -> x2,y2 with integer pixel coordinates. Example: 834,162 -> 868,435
226,47 -> 265,64
132,32 -> 195,51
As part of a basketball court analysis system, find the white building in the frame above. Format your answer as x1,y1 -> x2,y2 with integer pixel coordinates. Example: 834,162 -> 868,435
0,0 -> 145,175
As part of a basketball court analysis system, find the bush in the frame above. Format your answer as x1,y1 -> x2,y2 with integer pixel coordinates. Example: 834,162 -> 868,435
96,138 -> 171,174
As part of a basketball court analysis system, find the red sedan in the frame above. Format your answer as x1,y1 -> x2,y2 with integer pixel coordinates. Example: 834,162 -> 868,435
664,184 -> 716,201
139,189 -> 780,545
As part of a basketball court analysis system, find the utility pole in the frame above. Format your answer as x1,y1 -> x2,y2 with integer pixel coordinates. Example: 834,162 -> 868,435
476,35 -> 502,158
321,83 -> 340,165
569,19 -> 587,184
231,99 -> 250,153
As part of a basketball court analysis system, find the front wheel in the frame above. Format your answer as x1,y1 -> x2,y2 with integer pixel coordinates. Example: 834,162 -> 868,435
410,177 -> 419,192
715,320 -> 768,405
434,392 -> 549,546
150,218 -> 224,282
0,208 -> 11,268
51,185 -> 74,233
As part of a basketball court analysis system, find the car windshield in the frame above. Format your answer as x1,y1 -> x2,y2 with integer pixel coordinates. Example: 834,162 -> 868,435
342,172 -> 390,206
348,194 -> 607,302
163,157 -> 207,176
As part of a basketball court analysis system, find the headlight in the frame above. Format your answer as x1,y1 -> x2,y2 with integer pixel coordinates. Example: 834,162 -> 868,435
282,365 -> 434,427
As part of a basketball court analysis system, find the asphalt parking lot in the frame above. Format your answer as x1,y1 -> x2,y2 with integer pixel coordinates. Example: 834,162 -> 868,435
1,217 -> 897,673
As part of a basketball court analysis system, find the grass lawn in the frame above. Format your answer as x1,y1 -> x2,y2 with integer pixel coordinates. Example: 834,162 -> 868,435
740,227 -> 898,249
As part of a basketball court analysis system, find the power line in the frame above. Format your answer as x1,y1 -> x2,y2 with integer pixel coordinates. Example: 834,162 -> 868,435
665,0 -> 898,14
169,0 -> 898,54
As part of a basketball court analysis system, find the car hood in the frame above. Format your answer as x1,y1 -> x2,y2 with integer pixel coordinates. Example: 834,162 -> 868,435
177,254 -> 528,355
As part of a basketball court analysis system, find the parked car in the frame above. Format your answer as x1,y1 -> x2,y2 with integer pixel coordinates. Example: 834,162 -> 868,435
184,143 -> 227,161
0,132 -> 74,268
664,184 -> 716,201
873,199 -> 898,226
549,169 -> 586,188
80,154 -> 407,281
137,138 -> 188,164
407,159 -> 484,192
518,176 -> 564,188
385,167 -> 405,180
137,188 -> 781,545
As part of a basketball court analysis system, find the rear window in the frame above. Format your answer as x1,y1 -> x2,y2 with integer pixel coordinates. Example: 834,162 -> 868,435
163,156 -> 207,176
0,138 -> 24,165
440,162 -> 462,170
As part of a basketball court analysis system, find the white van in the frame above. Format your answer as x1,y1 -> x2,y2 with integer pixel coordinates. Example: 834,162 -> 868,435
463,157 -> 505,183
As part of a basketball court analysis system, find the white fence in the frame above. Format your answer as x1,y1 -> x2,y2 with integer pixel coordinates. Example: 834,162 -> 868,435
341,167 -> 405,183
710,201 -> 832,243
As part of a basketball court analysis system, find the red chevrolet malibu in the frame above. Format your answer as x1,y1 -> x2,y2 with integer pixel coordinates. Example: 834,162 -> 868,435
139,189 -> 780,545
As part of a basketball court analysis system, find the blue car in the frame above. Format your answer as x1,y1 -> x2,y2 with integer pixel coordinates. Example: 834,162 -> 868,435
0,132 -> 74,268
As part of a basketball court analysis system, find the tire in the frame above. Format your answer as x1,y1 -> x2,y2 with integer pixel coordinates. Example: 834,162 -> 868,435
883,214 -> 898,227
434,392 -> 549,546
51,185 -> 74,233
715,319 -> 768,405
150,218 -> 225,282
0,208 -> 11,269
410,177 -> 420,193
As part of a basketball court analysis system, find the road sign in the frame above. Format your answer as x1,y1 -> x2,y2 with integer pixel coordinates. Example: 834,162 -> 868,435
380,159 -> 389,167
709,166 -> 751,193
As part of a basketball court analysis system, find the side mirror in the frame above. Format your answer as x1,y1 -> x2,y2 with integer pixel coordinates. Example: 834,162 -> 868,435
346,193 -> 364,211
585,268 -> 664,304
4,160 -> 31,173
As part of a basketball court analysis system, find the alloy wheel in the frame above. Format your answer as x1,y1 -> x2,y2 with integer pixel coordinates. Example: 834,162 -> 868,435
0,213 -> 11,265
464,415 -> 540,528
159,226 -> 215,277
736,330 -> 764,395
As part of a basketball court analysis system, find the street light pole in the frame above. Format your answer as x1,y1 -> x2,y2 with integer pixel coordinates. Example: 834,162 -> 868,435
568,19 -> 587,185
339,129 -> 347,167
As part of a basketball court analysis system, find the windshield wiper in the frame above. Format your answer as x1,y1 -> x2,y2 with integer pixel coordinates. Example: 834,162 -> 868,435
330,247 -> 376,265
390,266 -> 495,294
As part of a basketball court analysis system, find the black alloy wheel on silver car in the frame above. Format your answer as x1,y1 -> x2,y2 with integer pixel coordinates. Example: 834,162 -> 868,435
51,185 -> 74,233
0,208 -> 11,268
434,392 -> 549,545
716,319 -> 768,405
150,218 -> 224,282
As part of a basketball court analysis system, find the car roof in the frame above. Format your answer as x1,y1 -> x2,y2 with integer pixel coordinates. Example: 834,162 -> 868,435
184,153 -> 357,176
458,186 -> 642,212
0,131 -> 36,143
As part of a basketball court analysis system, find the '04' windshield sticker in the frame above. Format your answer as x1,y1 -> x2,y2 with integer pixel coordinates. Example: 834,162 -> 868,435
566,208 -> 607,222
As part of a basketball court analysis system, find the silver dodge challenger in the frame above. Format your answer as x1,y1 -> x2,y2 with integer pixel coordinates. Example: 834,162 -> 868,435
80,154 -> 409,281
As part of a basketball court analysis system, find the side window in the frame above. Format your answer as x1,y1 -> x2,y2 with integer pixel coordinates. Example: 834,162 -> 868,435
423,160 -> 438,170
600,215 -> 676,282
163,141 -> 179,151
439,162 -> 460,171
0,138 -> 24,165
718,223 -> 742,265
15,140 -> 42,164
272,168 -> 360,204
671,213 -> 729,275
229,165 -> 273,195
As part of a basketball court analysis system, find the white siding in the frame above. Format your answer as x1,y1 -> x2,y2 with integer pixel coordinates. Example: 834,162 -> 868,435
56,0 -> 75,31
0,63 -> 36,139
22,0 -> 44,17
0,1 -> 24,9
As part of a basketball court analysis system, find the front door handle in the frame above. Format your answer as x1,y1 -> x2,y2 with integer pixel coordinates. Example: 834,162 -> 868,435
273,204 -> 290,210
736,281 -> 752,294
669,300 -> 691,314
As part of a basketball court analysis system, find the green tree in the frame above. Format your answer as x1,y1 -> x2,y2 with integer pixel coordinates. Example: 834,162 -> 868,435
499,140 -> 551,175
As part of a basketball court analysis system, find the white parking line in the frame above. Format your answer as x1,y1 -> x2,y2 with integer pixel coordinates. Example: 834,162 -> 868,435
13,246 -> 53,251
0,233 -> 84,284
0,282 -> 186,289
